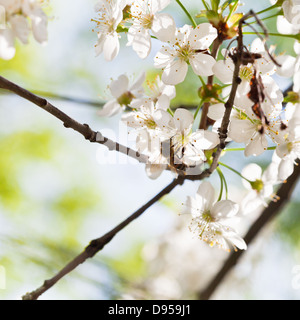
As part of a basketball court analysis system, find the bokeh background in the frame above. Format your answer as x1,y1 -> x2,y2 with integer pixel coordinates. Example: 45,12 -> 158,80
0,0 -> 299,300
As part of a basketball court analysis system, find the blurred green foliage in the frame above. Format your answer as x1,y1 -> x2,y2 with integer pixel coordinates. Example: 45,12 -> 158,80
0,131 -> 53,210
276,202 -> 300,249
0,126 -> 111,298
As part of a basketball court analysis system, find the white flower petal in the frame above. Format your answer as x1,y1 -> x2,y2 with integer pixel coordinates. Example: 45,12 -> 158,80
195,181 -> 215,212
173,108 -> 194,133
207,103 -> 225,121
10,14 -> 30,44
153,110 -> 176,140
222,227 -> 247,250
152,13 -> 176,42
156,94 -> 170,110
98,99 -> 121,117
276,16 -> 297,35
192,130 -> 219,150
190,53 -> 216,77
110,74 -> 129,98
241,190 -> 264,215
154,47 -> 175,69
275,54 -> 296,78
242,163 -> 263,181
30,8 -> 48,44
244,133 -> 268,157
212,59 -> 235,84
162,59 -> 188,85
150,0 -> 171,13
145,163 -> 166,179
190,23 -> 218,50
276,143 -> 290,159
103,33 -> 120,61
185,196 -> 201,218
130,72 -> 146,91
211,200 -> 239,219
129,28 -> 151,59
0,29 -> 16,60
228,119 -> 256,143
251,38 -> 265,53
278,158 -> 295,181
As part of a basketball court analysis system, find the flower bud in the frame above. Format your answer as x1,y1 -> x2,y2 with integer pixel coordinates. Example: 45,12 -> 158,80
250,179 -> 264,193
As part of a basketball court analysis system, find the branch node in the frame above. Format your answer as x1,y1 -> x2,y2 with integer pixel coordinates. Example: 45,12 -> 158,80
83,123 -> 95,141
96,131 -> 104,143
236,77 -> 242,85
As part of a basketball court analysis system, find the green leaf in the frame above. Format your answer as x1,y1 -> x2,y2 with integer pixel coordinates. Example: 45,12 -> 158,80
210,0 -> 220,12
221,0 -> 239,12
206,9 -> 220,24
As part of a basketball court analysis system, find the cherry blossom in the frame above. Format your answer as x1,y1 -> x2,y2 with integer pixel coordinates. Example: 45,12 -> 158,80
122,96 -> 169,130
154,23 -> 218,85
275,116 -> 300,180
144,75 -> 176,106
93,0 -> 128,61
156,108 -> 220,166
240,163 -> 279,214
99,73 -> 145,117
127,0 -> 176,59
226,75 -> 284,157
0,0 -> 48,60
184,181 -> 247,252
282,0 -> 300,24
213,38 -> 277,93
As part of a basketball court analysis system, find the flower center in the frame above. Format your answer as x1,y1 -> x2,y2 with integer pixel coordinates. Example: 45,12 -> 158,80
140,13 -> 154,29
202,211 -> 213,223
135,113 -> 157,130
173,132 -> 191,149
175,43 -> 194,63
250,179 -> 264,193
287,141 -> 294,153
239,66 -> 254,82
117,91 -> 135,106
144,118 -> 157,130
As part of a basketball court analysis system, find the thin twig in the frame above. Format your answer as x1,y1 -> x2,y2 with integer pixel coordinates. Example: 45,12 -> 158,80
199,37 -> 223,130
22,177 -> 184,300
0,76 -> 149,165
189,12 -> 248,180
198,160 -> 300,300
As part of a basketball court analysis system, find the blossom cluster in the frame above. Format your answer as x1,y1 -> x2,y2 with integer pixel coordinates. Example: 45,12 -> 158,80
1,0 -> 299,253
0,0 -> 48,60
92,0 -> 300,252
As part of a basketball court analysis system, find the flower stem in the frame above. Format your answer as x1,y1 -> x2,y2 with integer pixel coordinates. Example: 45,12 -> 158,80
217,168 -> 224,202
256,4 -> 278,16
225,0 -> 239,23
243,32 -> 300,41
175,0 -> 197,28
167,108 -> 174,116
194,99 -> 204,119
224,146 -> 276,152
198,75 -> 206,87
201,0 -> 210,11
223,172 -> 228,200
218,161 -> 252,183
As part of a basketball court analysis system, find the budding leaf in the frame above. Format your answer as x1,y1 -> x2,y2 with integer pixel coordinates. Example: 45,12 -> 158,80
284,92 -> 300,104
210,0 -> 220,12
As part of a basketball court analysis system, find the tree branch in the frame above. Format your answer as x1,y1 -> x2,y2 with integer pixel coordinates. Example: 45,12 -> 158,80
22,177 -> 184,300
198,160 -> 300,300
199,37 -> 223,130
0,76 -> 149,165
186,13 -> 249,181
